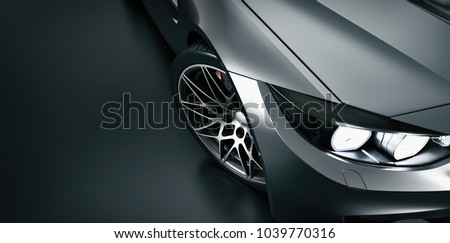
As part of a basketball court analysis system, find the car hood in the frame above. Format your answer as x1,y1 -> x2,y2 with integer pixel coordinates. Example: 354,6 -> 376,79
245,0 -> 450,132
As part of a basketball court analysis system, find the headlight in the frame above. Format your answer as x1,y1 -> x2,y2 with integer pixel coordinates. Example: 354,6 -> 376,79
374,132 -> 429,160
331,126 -> 372,152
271,85 -> 450,167
433,135 -> 450,147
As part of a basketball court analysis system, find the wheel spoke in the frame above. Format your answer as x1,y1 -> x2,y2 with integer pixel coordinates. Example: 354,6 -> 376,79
181,100 -> 223,118
249,141 -> 263,171
221,145 -> 235,163
180,100 -> 203,107
237,148 -> 250,178
181,103 -> 217,121
196,131 -> 218,139
201,67 -> 219,101
248,160 -> 253,179
182,76 -> 205,104
253,160 -> 263,171
182,74 -> 216,103
228,92 -> 237,101
193,120 -> 218,132
201,66 -> 228,100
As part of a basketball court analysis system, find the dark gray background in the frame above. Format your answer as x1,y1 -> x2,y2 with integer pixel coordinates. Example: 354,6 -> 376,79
0,0 -> 273,222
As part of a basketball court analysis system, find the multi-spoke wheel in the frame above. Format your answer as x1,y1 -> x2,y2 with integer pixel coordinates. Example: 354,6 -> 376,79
172,41 -> 265,187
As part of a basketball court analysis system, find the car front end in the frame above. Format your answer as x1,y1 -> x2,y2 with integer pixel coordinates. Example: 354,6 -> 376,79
144,0 -> 450,222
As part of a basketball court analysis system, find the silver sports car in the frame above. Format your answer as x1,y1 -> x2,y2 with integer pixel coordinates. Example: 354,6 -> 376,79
142,0 -> 450,222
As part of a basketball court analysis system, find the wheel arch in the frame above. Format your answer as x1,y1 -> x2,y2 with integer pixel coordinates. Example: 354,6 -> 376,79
175,0 -> 332,99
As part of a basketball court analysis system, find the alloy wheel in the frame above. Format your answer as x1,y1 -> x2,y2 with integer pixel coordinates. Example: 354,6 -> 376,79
178,64 -> 265,184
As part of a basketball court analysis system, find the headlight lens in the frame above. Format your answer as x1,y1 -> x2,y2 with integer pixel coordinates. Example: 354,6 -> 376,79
331,127 -> 372,152
375,133 -> 430,160
270,85 -> 450,166
433,136 -> 450,147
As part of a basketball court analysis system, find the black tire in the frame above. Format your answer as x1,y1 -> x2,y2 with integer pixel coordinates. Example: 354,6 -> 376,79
171,40 -> 266,191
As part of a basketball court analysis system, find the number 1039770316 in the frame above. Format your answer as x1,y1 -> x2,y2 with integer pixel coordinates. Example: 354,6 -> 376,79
256,228 -> 336,239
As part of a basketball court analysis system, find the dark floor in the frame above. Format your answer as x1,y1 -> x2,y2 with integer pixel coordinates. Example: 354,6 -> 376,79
0,0 -> 273,222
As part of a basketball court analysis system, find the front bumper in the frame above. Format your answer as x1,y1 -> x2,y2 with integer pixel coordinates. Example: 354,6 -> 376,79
230,72 -> 450,222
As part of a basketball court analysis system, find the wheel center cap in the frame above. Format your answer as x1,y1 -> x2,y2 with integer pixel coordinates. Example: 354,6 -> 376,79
234,111 -> 247,126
